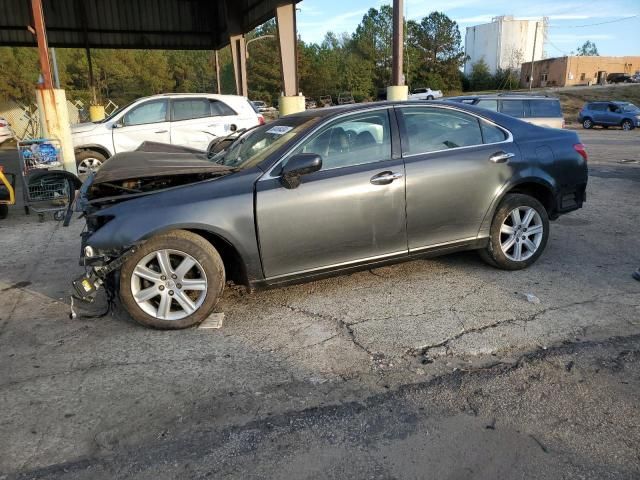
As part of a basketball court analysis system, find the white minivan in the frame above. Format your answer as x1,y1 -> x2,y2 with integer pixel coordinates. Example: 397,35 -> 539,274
71,94 -> 264,176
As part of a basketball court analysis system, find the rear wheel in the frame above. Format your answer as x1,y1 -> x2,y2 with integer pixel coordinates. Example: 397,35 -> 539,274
621,119 -> 634,131
76,150 -> 106,179
426,95 -> 434,100
0,204 -> 8,220
479,194 -> 549,270
119,230 -> 225,329
582,118 -> 593,129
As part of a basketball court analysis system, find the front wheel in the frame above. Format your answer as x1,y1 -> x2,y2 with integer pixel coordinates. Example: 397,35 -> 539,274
76,150 -> 106,179
119,230 -> 225,329
582,118 -> 593,129
621,119 -> 634,131
479,194 -> 549,270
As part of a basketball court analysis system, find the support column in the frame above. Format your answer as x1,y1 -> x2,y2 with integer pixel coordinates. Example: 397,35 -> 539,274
387,0 -> 408,101
230,35 -> 248,97
31,0 -> 76,174
276,3 -> 304,115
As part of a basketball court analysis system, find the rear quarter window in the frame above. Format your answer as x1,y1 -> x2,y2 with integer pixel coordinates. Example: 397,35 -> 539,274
529,100 -> 562,118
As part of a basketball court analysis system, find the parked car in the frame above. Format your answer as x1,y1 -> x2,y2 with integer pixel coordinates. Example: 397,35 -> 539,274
448,94 -> 565,129
408,87 -> 443,100
0,117 -> 13,145
578,101 -> 640,130
337,92 -> 355,105
72,101 -> 588,329
71,94 -> 264,178
305,99 -> 317,109
319,95 -> 333,107
606,73 -> 632,84
250,100 -> 268,112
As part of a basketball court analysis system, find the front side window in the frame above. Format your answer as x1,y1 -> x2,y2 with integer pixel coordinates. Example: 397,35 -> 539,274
500,100 -> 526,118
123,100 -> 168,126
399,107 -> 483,155
292,110 -> 392,170
529,100 -> 562,118
172,99 -> 211,122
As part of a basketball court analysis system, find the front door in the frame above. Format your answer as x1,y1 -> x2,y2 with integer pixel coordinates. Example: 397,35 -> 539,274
112,99 -> 170,153
256,108 -> 407,279
396,105 -> 519,250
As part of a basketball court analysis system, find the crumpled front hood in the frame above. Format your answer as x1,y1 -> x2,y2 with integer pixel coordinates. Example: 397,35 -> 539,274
93,151 -> 233,184
71,122 -> 100,134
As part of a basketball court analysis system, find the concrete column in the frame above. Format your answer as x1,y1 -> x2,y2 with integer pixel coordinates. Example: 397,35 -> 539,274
276,3 -> 304,115
35,88 -> 77,175
387,0 -> 408,101
230,35 -> 248,97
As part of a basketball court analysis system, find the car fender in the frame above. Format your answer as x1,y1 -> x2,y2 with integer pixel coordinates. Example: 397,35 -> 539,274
74,142 -> 114,158
85,169 -> 264,281
477,173 -> 558,237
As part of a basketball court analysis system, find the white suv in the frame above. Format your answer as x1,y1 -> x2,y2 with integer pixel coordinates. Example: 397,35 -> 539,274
71,94 -> 264,176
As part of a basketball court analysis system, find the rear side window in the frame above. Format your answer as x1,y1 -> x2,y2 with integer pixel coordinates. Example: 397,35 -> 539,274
480,121 -> 507,143
476,99 -> 498,111
210,100 -> 237,116
399,107 -> 483,155
529,100 -> 562,118
588,103 -> 606,112
500,100 -> 526,118
172,98 -> 210,121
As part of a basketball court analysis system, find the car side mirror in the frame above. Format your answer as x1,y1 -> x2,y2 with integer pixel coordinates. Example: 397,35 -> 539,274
112,123 -> 121,129
280,153 -> 322,189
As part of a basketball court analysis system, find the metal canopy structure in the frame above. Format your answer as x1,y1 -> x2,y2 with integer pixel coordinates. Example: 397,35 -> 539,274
0,0 -> 300,50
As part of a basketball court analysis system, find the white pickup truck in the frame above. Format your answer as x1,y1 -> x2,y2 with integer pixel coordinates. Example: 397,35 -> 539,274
408,87 -> 443,100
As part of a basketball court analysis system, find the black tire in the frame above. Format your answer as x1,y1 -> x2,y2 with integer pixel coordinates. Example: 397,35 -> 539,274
75,150 -> 107,178
602,125 -> 609,129
119,230 -> 225,329
582,118 -> 593,129
0,204 -> 8,219
426,95 -> 434,100
621,119 -> 634,131
479,194 -> 549,270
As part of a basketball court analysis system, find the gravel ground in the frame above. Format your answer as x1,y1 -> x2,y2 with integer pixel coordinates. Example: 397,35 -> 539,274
0,128 -> 638,478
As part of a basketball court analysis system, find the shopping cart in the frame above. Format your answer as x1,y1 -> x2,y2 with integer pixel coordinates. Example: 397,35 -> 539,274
18,139 -> 74,221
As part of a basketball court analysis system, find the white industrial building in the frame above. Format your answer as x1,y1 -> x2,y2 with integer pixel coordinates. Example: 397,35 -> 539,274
464,16 -> 546,75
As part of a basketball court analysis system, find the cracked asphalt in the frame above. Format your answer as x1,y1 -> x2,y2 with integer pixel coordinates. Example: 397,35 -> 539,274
0,128 -> 639,478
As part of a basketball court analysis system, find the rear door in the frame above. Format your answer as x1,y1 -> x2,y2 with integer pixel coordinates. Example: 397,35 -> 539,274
112,99 -> 170,153
397,105 -> 518,250
170,98 -> 240,150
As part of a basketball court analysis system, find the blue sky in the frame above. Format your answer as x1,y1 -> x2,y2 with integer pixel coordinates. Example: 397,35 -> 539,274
297,0 -> 640,57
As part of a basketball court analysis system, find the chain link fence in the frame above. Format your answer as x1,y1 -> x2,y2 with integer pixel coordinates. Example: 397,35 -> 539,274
0,99 -> 119,141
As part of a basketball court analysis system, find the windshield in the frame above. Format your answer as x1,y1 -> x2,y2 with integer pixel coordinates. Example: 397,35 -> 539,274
211,116 -> 320,170
94,100 -> 136,124
621,103 -> 639,112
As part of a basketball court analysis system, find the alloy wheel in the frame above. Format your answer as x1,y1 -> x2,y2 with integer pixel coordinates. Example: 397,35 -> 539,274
500,207 -> 544,262
130,249 -> 208,320
77,157 -> 103,176
583,119 -> 592,129
622,120 -> 632,131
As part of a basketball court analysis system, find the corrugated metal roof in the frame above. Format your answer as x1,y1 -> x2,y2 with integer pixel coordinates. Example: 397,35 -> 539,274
0,0 -> 300,50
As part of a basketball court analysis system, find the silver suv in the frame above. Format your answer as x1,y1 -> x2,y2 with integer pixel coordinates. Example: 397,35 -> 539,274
447,94 -> 564,129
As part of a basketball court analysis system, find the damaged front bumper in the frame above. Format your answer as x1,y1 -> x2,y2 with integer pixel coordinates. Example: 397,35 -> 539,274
73,246 -> 136,302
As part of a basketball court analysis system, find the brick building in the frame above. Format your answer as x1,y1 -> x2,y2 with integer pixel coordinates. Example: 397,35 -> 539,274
520,56 -> 640,88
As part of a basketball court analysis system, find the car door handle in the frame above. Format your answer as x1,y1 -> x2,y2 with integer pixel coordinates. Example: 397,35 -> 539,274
370,171 -> 403,185
155,129 -> 168,134
489,151 -> 515,163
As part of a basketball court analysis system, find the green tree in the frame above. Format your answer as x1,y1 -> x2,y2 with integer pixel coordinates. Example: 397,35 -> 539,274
469,59 -> 494,91
576,40 -> 599,56
406,12 -> 466,91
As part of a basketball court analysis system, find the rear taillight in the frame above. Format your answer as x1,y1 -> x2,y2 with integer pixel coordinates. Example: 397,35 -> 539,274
258,115 -> 265,125
574,143 -> 588,161
0,122 -> 6,127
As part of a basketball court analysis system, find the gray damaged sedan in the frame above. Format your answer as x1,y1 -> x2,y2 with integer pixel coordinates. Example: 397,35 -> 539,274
73,101 -> 588,329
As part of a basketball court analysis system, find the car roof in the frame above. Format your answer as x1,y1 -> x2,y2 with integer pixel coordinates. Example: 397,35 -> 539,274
448,94 -> 557,101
